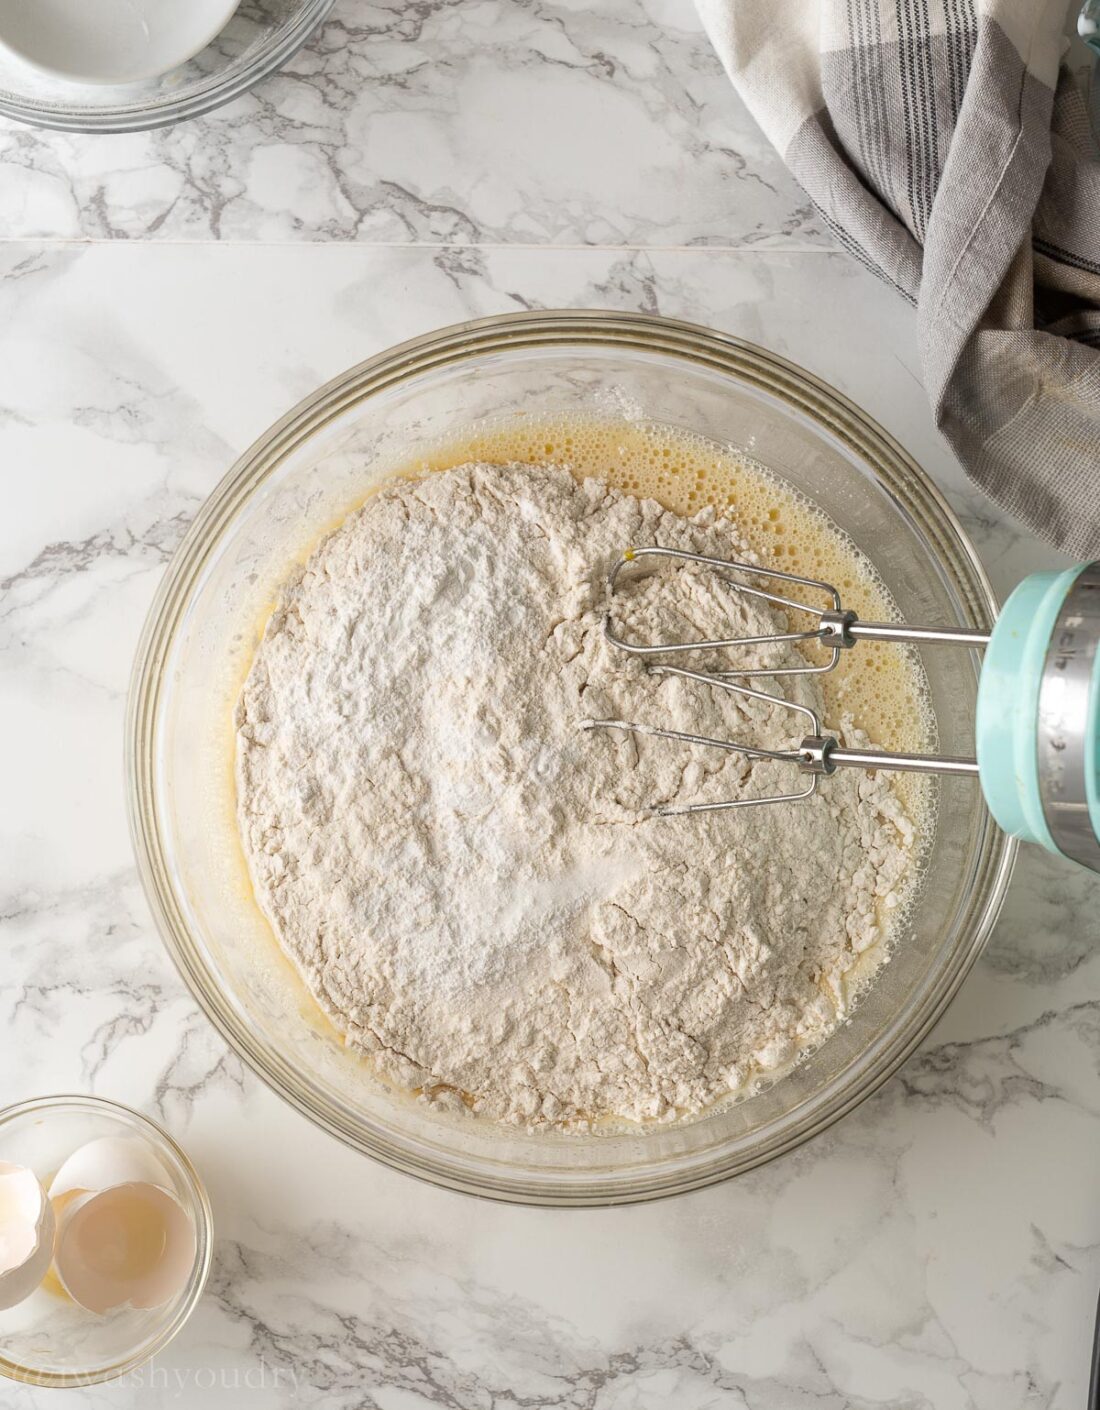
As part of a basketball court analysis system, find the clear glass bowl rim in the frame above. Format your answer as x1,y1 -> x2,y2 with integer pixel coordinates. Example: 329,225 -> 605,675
0,1093 -> 214,1388
126,309 -> 1017,1205
0,0 -> 334,133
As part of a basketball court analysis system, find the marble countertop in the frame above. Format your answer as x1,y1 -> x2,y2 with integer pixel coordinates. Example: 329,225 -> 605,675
2,3 -> 1099,1407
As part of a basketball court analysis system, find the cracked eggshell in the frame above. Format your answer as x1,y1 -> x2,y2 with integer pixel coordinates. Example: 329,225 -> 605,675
54,1182 -> 196,1315
0,1161 -> 56,1311
48,1136 -> 174,1201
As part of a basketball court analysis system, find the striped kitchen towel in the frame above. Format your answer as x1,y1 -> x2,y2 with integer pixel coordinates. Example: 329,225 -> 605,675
697,0 -> 1100,556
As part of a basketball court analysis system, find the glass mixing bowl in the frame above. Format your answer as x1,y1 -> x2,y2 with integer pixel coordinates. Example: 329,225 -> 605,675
0,0 -> 333,133
127,311 -> 1015,1205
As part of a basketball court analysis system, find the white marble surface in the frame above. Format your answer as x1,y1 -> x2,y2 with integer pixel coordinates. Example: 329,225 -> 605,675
0,0 -> 824,247
2,11 -> 1100,1410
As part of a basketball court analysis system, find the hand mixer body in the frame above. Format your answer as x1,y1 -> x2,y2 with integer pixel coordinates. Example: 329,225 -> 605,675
588,548 -> 1100,875
978,563 -> 1100,871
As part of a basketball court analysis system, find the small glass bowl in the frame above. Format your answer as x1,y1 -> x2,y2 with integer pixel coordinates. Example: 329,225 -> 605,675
128,311 -> 1015,1205
0,1095 -> 212,1388
0,0 -> 334,133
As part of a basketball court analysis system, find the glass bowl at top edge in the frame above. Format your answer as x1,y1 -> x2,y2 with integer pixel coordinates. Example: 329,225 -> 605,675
126,310 -> 1015,1207
0,0 -> 334,133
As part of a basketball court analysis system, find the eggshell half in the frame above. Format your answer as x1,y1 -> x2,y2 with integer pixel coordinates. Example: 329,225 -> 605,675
53,1181 -> 195,1315
0,1161 -> 55,1311
48,1136 -> 173,1201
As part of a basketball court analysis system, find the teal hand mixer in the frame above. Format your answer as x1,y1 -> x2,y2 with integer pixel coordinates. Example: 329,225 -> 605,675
583,548 -> 1100,874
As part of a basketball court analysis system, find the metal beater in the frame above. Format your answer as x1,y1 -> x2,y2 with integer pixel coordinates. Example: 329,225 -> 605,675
581,547 -> 1100,874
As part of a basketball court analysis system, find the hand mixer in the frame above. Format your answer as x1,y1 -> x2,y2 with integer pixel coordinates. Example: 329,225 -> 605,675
581,547 -> 1100,875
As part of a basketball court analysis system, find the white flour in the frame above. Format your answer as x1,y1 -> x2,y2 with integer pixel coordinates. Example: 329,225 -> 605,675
236,463 -> 916,1129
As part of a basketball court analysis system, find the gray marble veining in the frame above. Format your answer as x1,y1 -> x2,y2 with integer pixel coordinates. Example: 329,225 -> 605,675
0,0 -> 825,248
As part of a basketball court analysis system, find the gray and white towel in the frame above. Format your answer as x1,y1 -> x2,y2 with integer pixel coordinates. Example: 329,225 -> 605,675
697,0 -> 1100,557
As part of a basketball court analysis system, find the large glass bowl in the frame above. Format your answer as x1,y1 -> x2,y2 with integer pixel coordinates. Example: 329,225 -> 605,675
0,0 -> 333,133
126,311 -> 1015,1205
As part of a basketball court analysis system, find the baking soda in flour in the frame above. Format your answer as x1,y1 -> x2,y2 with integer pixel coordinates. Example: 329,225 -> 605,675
235,424 -> 931,1131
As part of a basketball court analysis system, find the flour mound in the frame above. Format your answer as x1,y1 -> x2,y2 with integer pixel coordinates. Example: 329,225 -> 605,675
236,463 -> 916,1129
